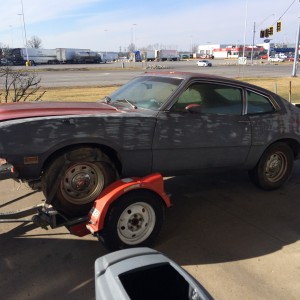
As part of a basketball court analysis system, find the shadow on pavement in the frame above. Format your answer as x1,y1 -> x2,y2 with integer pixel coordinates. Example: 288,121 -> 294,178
157,165 -> 300,265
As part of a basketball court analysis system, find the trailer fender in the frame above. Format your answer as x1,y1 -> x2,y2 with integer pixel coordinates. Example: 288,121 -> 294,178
86,173 -> 171,234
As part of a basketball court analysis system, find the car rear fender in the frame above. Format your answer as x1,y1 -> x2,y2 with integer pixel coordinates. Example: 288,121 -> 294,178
247,138 -> 300,168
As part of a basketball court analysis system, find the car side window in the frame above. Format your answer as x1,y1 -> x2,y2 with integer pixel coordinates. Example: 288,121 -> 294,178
246,90 -> 275,114
171,82 -> 243,115
171,84 -> 203,112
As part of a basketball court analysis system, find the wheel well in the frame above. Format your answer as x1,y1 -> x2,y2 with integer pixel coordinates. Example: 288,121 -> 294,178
42,143 -> 122,175
274,138 -> 300,158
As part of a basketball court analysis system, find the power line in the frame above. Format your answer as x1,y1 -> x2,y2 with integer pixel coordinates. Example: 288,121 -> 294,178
274,0 -> 297,24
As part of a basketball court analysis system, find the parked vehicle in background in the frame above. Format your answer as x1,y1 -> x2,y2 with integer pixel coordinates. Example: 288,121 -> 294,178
259,54 -> 268,59
143,50 -> 156,61
1,72 -> 300,217
6,48 -> 58,65
99,52 -> 118,62
179,54 -> 190,60
156,49 -> 179,61
0,58 -> 13,66
56,48 -> 91,64
73,51 -> 101,64
197,60 -> 212,67
130,50 -> 142,62
199,54 -> 214,59
288,56 -> 300,62
277,53 -> 287,59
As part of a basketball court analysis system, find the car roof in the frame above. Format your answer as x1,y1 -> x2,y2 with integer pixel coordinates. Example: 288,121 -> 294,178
141,71 -> 273,95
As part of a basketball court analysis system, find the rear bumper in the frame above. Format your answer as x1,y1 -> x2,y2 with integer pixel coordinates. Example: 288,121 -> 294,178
0,163 -> 18,180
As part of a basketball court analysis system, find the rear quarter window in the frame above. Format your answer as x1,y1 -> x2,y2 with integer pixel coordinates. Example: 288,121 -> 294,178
247,90 -> 275,114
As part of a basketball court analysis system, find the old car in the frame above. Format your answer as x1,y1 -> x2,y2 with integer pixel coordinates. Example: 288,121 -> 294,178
197,60 -> 212,67
1,72 -> 300,217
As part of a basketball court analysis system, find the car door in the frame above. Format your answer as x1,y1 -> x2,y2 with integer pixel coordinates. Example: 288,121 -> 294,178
151,81 -> 252,174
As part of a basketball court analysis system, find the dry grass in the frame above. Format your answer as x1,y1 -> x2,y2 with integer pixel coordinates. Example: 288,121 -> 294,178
40,86 -> 118,102
239,77 -> 300,103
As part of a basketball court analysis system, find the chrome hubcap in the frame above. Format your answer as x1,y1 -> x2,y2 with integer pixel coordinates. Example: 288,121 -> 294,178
117,202 -> 155,245
61,163 -> 104,205
265,152 -> 287,182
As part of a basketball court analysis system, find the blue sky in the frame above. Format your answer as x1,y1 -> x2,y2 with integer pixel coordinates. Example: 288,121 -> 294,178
0,0 -> 299,52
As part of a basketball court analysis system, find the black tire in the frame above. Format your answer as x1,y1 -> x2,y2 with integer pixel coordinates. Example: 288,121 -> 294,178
248,142 -> 294,190
100,190 -> 165,251
42,147 -> 117,216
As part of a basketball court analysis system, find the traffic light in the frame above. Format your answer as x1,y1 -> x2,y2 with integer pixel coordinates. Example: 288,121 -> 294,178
277,21 -> 282,32
260,30 -> 265,38
269,26 -> 274,36
265,28 -> 269,38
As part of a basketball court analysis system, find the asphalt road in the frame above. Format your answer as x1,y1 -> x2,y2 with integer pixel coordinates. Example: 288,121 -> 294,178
2,59 -> 296,88
1,60 -> 300,299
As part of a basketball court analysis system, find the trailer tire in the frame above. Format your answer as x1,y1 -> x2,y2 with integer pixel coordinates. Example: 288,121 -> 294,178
42,147 -> 117,216
100,190 -> 165,251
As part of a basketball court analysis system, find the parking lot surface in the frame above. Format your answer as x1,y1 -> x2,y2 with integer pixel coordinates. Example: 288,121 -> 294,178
1,164 -> 300,299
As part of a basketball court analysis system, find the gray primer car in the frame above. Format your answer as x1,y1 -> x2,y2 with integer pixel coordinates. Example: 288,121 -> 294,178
1,72 -> 300,216
95,247 -> 213,300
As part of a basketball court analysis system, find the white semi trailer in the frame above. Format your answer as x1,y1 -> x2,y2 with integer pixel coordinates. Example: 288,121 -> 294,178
56,48 -> 90,63
8,48 -> 58,65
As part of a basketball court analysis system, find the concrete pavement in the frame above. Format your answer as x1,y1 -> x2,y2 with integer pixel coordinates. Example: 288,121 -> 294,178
1,164 -> 300,299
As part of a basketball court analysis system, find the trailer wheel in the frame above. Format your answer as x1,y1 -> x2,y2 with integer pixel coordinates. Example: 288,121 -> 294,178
100,190 -> 165,251
248,142 -> 294,190
42,147 -> 117,216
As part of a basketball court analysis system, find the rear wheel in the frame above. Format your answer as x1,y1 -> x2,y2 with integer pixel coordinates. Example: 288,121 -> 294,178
248,142 -> 294,190
100,190 -> 165,251
42,147 -> 117,216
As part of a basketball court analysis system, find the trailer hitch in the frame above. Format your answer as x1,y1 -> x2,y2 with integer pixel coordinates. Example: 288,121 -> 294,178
0,202 -> 89,235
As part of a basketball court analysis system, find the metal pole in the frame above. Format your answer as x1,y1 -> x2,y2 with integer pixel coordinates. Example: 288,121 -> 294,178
242,0 -> 248,63
20,0 -> 29,65
251,22 -> 256,65
292,17 -> 300,77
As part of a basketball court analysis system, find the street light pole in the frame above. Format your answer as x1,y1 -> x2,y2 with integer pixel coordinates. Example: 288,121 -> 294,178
20,0 -> 29,65
250,22 -> 256,64
242,0 -> 248,64
132,23 -> 137,50
292,17 -> 300,77
104,29 -> 108,60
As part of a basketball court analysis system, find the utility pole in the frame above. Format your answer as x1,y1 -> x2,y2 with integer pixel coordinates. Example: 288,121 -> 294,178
292,17 -> 300,77
20,0 -> 29,65
250,22 -> 256,65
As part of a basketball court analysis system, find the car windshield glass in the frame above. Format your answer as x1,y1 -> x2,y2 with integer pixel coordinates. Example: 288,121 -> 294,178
106,76 -> 183,110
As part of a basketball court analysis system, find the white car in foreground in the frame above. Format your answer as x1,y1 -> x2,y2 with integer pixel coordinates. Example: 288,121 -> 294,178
197,60 -> 212,67
268,56 -> 285,62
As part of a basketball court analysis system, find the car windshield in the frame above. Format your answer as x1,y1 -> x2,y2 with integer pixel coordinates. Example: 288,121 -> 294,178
105,76 -> 183,110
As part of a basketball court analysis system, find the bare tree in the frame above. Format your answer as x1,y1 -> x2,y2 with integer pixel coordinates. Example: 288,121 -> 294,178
0,44 -> 10,60
0,66 -> 45,103
27,36 -> 43,49
127,43 -> 135,52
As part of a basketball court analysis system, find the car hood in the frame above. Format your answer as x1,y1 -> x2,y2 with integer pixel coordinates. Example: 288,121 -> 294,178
0,101 -> 119,121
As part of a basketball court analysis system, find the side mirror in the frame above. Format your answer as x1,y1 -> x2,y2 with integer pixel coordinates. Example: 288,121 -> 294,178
185,103 -> 202,113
